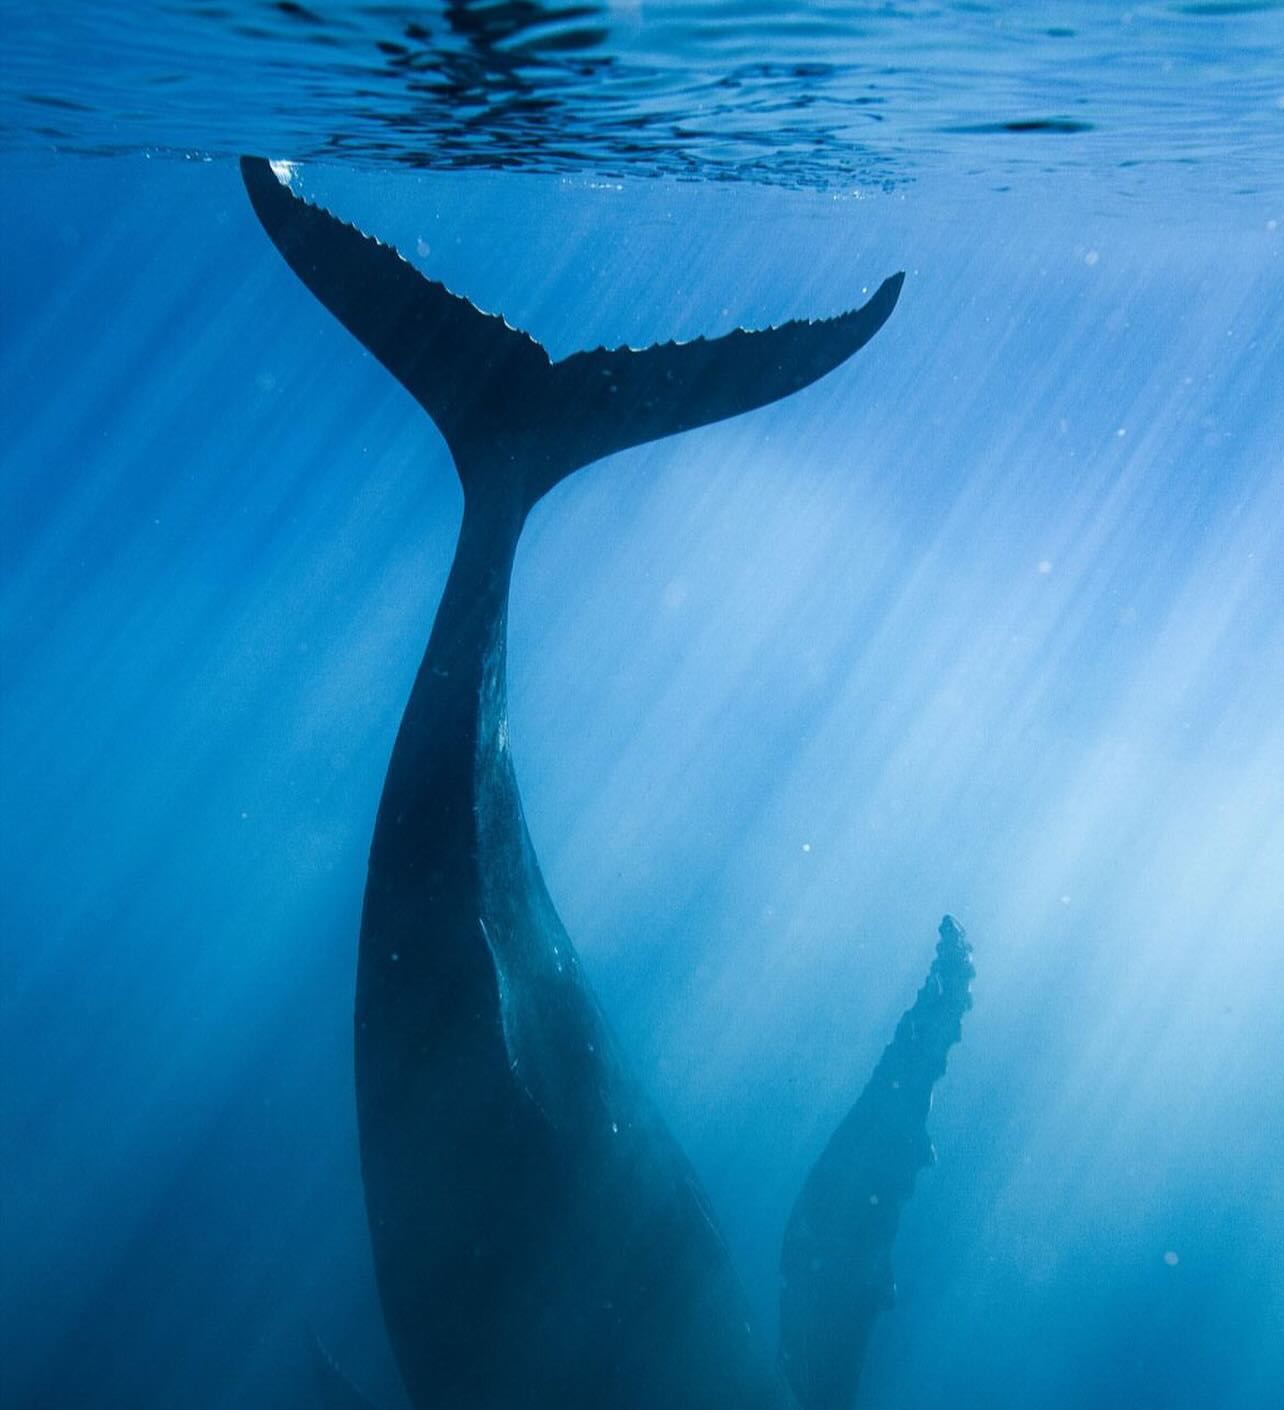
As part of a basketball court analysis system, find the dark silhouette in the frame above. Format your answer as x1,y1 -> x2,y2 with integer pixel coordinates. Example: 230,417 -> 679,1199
242,155 -> 969,1410
781,917 -> 974,1407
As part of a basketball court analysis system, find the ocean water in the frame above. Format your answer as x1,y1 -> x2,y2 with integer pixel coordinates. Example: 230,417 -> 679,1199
2,5 -> 1282,1409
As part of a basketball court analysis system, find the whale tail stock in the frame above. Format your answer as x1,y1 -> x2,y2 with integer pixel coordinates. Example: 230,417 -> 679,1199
239,156 -> 903,509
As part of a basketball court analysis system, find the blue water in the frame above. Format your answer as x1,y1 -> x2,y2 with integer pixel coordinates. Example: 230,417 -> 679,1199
2,6 -> 1283,1410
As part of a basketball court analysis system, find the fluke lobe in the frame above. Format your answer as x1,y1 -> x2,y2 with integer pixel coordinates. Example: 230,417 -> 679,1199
240,156 -> 970,1410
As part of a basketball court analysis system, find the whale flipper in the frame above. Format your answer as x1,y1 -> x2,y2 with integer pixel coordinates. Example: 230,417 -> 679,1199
239,156 -> 902,499
780,917 -> 974,1410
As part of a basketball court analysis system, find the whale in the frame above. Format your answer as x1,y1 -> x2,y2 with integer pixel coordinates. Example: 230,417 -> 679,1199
240,156 -> 972,1410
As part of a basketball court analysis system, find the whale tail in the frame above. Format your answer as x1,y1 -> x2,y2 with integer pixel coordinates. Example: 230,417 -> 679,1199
240,156 -> 902,508
779,916 -> 974,1410
241,154 -> 922,1410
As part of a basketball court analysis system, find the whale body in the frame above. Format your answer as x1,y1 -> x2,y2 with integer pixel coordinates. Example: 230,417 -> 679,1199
240,156 -> 971,1410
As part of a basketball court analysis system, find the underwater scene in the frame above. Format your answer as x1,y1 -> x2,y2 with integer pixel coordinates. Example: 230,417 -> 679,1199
2,4 -> 1282,1409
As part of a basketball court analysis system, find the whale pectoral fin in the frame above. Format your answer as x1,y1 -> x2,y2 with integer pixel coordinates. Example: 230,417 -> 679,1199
547,272 -> 904,476
309,1333 -> 384,1410
779,916 -> 973,1410
239,156 -> 552,467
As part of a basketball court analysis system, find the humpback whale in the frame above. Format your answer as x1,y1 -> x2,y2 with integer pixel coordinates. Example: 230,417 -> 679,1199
240,156 -> 972,1410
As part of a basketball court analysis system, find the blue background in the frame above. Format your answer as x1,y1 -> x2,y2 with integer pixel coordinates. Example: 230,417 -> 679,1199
2,153 -> 1282,1408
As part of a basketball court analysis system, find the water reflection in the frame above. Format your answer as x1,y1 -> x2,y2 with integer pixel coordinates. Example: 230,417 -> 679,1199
5,1 -> 1282,193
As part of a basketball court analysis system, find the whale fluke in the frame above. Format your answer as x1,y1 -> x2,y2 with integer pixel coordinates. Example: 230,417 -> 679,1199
780,916 -> 974,1410
239,156 -> 902,502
